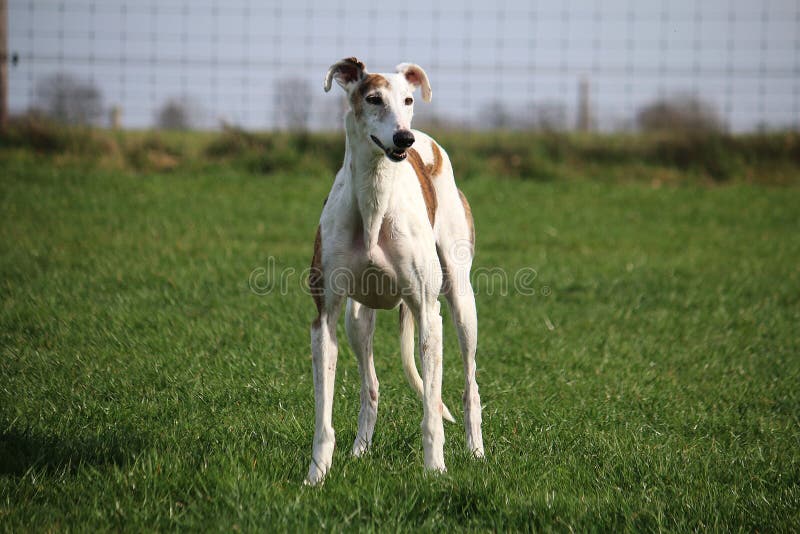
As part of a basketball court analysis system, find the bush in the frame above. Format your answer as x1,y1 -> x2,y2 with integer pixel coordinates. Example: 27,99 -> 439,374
648,134 -> 741,181
3,112 -> 117,157
637,95 -> 724,133
125,135 -> 184,172
204,126 -> 269,160
156,99 -> 192,130
1,120 -> 797,184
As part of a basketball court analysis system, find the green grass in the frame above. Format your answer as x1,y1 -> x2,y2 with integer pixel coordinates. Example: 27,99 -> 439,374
1,143 -> 799,531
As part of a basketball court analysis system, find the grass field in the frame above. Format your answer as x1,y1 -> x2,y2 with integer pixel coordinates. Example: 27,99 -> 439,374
1,133 -> 799,531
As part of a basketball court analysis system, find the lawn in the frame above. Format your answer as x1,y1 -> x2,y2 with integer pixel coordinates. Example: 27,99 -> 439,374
1,142 -> 799,531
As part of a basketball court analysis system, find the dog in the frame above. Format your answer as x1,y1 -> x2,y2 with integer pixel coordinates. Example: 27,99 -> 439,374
306,57 -> 483,484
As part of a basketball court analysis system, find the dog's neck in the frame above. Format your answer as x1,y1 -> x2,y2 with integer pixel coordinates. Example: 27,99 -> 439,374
344,111 -> 401,251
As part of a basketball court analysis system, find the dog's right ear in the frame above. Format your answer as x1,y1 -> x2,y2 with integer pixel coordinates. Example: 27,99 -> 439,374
324,57 -> 367,92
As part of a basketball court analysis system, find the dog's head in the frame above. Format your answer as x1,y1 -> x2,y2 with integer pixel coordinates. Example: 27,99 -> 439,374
324,57 -> 432,162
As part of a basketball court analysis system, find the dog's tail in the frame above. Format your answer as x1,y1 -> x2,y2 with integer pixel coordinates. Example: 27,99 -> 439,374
399,303 -> 456,423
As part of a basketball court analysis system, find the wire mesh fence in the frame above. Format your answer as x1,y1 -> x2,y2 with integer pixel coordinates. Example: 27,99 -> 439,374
7,0 -> 800,132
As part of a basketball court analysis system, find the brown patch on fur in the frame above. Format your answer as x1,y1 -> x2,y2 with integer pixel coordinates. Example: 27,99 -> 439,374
407,148 -> 437,226
350,74 -> 390,117
310,225 -> 324,328
349,91 -> 363,118
458,189 -> 475,250
359,74 -> 390,95
425,142 -> 443,177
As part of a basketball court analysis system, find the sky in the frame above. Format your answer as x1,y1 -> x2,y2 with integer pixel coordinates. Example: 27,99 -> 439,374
8,0 -> 800,131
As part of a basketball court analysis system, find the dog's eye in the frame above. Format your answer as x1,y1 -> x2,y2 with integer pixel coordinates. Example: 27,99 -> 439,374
365,95 -> 383,105
405,97 -> 414,106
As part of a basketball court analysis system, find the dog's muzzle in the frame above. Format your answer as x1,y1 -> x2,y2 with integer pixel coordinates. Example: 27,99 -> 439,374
370,135 -> 409,162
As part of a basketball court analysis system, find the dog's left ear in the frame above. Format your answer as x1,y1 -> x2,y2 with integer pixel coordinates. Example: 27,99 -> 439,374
396,63 -> 432,102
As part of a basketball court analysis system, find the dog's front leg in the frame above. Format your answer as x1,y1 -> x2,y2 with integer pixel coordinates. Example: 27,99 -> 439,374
345,299 -> 379,457
307,296 -> 343,485
416,299 -> 446,473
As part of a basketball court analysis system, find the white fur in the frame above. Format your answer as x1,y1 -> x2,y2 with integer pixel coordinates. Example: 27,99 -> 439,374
306,58 -> 484,485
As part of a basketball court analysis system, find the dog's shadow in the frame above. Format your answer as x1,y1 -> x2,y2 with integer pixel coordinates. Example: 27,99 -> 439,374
0,424 -> 142,477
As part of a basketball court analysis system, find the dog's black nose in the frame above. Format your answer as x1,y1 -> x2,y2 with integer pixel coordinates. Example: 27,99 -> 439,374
393,130 -> 415,149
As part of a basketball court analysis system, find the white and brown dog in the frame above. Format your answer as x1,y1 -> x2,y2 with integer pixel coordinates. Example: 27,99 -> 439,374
306,57 -> 483,484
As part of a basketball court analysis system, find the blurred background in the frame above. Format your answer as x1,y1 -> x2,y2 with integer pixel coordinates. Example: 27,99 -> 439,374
5,0 -> 800,134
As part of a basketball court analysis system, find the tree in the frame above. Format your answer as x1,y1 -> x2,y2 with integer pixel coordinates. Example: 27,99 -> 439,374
478,100 -> 567,131
478,101 -> 512,130
533,100 -> 568,132
156,98 -> 191,130
274,78 -> 312,132
637,94 -> 723,133
35,72 -> 103,125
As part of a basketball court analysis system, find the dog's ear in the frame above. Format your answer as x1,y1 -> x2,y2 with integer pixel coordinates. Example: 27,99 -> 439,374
324,57 -> 367,92
396,63 -> 432,102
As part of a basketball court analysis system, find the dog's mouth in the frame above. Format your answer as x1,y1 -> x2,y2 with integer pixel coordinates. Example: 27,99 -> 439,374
370,135 -> 407,162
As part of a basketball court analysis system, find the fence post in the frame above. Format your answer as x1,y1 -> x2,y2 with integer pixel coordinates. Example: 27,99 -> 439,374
110,106 -> 122,129
0,0 -> 8,131
577,76 -> 591,133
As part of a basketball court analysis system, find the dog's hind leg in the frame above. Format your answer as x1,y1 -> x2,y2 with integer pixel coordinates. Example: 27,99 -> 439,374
345,298 -> 379,457
440,229 -> 484,457
443,266 -> 484,458
399,303 -> 456,423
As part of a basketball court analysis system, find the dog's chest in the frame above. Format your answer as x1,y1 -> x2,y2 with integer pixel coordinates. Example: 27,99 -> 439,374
342,217 -> 404,310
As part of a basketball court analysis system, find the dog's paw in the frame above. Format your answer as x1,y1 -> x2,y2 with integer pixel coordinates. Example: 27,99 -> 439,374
304,478 -> 324,487
352,438 -> 371,458
305,464 -> 328,486
423,457 -> 447,474
424,464 -> 447,475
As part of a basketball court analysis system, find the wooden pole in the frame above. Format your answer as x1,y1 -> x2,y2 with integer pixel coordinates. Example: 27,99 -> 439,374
577,76 -> 591,133
0,0 -> 8,131
110,105 -> 121,129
